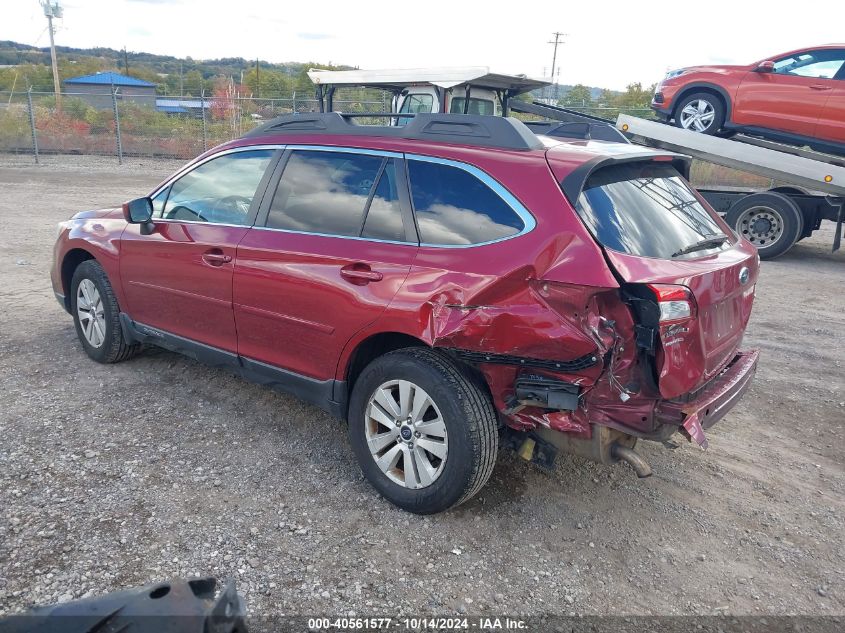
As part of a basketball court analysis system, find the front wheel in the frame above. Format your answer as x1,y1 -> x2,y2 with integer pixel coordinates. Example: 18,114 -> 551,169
347,348 -> 498,514
673,92 -> 725,135
70,259 -> 140,363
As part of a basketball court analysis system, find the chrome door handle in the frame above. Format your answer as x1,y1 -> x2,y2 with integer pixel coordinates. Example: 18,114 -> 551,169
202,250 -> 232,266
340,265 -> 383,283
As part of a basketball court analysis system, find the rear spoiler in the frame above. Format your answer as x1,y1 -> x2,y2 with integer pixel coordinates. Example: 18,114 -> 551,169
559,152 -> 692,204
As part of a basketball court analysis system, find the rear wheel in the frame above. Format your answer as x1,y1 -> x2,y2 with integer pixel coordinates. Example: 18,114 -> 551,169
347,348 -> 498,514
674,92 -> 725,135
725,192 -> 804,259
70,260 -> 140,363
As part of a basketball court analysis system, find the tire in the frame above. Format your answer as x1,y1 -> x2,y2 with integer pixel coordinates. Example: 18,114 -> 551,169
347,348 -> 498,514
673,92 -> 726,135
70,259 -> 141,363
725,192 -> 804,260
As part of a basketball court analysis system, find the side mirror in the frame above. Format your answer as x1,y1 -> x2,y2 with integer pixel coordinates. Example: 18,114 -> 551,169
754,60 -> 775,73
122,197 -> 155,235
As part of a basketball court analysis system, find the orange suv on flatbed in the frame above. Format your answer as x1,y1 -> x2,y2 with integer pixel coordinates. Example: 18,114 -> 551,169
651,45 -> 845,155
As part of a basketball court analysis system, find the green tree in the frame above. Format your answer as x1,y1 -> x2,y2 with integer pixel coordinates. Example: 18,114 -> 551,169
561,84 -> 593,107
243,67 -> 290,98
615,82 -> 655,109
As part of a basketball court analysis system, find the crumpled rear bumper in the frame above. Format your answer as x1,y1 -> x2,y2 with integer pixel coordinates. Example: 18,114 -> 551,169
655,349 -> 760,449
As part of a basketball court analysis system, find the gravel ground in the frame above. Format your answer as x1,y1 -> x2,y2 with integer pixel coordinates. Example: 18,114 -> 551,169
0,154 -> 843,620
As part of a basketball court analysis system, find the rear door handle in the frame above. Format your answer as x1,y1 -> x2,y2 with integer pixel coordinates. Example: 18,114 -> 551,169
810,84 -> 832,91
202,249 -> 232,266
340,263 -> 383,283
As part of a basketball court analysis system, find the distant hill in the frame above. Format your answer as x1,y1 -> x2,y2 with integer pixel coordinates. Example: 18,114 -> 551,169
0,40 -> 628,106
0,39 -> 342,80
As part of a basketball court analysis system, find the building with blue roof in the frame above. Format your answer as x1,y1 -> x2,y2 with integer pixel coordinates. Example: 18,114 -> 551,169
63,71 -> 157,110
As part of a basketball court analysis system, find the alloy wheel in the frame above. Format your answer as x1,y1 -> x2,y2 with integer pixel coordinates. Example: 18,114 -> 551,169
76,279 -> 106,348
680,99 -> 716,132
364,379 -> 448,489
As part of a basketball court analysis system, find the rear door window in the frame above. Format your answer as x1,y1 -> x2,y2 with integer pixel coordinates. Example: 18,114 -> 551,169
266,150 -> 408,241
575,162 -> 728,259
407,159 -> 526,246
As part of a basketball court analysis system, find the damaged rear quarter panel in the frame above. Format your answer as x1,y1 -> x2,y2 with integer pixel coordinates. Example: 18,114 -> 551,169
336,150 -> 656,434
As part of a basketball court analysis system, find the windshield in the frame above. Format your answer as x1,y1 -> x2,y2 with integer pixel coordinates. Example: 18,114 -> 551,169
575,162 -> 729,259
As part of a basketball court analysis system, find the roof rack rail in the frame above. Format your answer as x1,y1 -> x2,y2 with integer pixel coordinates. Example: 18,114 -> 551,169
242,112 -> 545,151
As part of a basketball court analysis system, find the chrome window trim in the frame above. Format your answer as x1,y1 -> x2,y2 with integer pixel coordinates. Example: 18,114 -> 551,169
148,144 -> 285,200
147,143 -> 537,249
404,153 -> 537,248
249,224 -> 417,247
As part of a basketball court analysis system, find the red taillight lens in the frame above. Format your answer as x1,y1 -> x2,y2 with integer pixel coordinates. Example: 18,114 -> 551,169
647,284 -> 696,323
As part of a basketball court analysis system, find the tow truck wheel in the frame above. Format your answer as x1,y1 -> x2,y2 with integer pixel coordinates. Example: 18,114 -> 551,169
673,92 -> 725,135
726,192 -> 804,259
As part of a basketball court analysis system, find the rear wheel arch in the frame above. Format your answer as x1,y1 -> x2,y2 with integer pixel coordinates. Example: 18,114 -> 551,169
343,332 -> 428,395
341,332 -> 492,418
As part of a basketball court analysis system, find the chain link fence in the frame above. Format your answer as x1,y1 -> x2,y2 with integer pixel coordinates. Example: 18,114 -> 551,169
0,89 -> 389,163
0,90 -> 772,190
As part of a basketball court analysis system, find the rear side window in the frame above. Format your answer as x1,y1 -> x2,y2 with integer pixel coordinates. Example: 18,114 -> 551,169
267,151 -> 405,240
407,160 -> 525,245
575,163 -> 727,259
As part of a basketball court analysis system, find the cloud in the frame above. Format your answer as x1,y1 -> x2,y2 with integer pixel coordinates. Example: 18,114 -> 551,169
297,32 -> 334,41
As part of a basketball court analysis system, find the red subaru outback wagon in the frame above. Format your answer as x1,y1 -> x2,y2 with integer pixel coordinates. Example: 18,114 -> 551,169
52,113 -> 760,513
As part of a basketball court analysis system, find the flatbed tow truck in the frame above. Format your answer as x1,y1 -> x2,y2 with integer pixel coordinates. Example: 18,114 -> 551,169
509,102 -> 845,259
307,68 -> 844,259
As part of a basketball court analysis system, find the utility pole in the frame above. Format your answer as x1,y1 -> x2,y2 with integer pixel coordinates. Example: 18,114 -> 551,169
41,0 -> 63,109
179,60 -> 184,96
255,58 -> 260,99
123,46 -> 129,75
548,31 -> 567,102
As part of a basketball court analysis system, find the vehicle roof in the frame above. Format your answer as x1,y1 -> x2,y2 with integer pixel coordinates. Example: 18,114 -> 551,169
307,67 -> 549,93
219,127 -> 683,180
761,43 -> 845,60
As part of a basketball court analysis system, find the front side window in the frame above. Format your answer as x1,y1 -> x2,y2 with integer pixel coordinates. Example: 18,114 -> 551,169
399,94 -> 434,114
156,150 -> 274,225
407,160 -> 525,246
449,97 -> 496,115
266,150 -> 406,241
397,93 -> 434,126
773,49 -> 845,79
575,162 -> 728,260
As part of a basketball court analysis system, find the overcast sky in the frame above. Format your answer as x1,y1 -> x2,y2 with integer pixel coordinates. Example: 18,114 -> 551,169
4,0 -> 842,90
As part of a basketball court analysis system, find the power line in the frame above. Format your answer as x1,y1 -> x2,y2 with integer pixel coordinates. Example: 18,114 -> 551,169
40,0 -> 63,109
548,31 -> 567,101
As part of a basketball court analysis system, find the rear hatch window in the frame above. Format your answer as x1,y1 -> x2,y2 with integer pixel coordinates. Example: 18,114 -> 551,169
575,162 -> 728,260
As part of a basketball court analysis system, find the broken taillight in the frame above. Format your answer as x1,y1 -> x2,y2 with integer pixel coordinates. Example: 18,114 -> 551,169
647,284 -> 696,324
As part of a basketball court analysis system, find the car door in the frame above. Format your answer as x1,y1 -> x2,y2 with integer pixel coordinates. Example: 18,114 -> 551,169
233,147 -> 418,381
815,62 -> 845,145
733,49 -> 845,137
120,148 -> 280,353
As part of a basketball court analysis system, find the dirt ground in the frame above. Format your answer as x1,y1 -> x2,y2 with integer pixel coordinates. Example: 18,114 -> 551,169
0,155 -> 842,620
